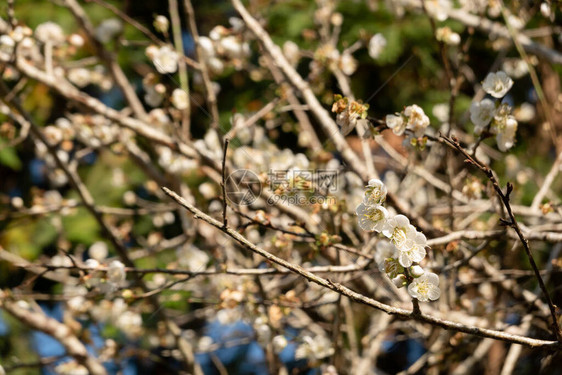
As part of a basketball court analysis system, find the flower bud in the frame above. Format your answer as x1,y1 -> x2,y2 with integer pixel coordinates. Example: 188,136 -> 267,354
272,335 -> 288,353
154,15 -> 169,34
410,265 -> 425,277
392,274 -> 407,288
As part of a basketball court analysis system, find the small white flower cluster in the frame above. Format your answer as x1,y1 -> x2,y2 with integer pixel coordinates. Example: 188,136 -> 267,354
470,71 -> 518,151
176,244 -> 210,272
295,334 -> 335,364
435,26 -> 460,46
1,22 -> 68,63
356,179 -> 440,302
89,298 -> 143,339
424,0 -> 452,21
35,21 -> 65,45
0,34 -> 16,62
59,114 -> 127,148
156,145 -> 197,175
502,58 -> 528,79
142,71 -> 188,110
198,21 -> 251,75
142,73 -> 165,107
84,258 -> 127,294
67,65 -> 113,90
385,104 -> 431,147
313,43 -> 359,76
146,44 -> 179,74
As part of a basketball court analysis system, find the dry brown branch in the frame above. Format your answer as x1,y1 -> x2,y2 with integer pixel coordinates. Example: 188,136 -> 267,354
0,293 -> 107,375
440,135 -> 562,341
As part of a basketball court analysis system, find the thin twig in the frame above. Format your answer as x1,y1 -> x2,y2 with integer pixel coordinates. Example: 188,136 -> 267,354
440,135 -> 562,341
221,138 -> 230,226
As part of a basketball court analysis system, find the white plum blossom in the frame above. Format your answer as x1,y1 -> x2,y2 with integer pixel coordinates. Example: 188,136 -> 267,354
339,52 -> 357,76
171,88 -> 189,110
254,317 -> 272,346
198,182 -> 216,199
216,307 -> 243,325
219,36 -> 249,60
502,58 -> 528,79
107,260 -> 126,286
356,203 -> 389,232
10,26 -> 32,43
482,71 -> 513,98
404,104 -> 430,137
43,126 -> 63,145
89,241 -> 108,261
148,45 -> 179,74
209,25 -> 228,41
207,57 -> 225,75
432,103 -> 449,123
199,36 -> 216,58
507,15 -> 524,30
368,33 -> 386,60
540,2 -> 553,19
435,26 -> 460,45
229,17 -> 245,32
35,22 -> 65,44
272,335 -> 288,353
154,15 -> 170,34
115,310 -> 143,338
67,68 -> 91,87
396,231 -> 427,268
295,335 -> 334,362
0,35 -> 15,61
283,40 -> 300,66
363,178 -> 387,206
68,34 -> 84,47
375,240 -> 398,271
514,103 -> 535,123
144,85 -> 164,107
176,245 -> 210,272
382,214 -> 417,251
424,0 -> 452,21
470,99 -> 496,133
407,272 -> 441,301
386,114 -> 406,135
496,116 -> 518,151
198,336 -> 214,352
95,18 -> 123,43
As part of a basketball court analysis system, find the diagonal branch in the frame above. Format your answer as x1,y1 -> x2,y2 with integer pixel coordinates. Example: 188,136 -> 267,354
440,135 -> 562,341
0,293 -> 107,375
162,185 -> 561,349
